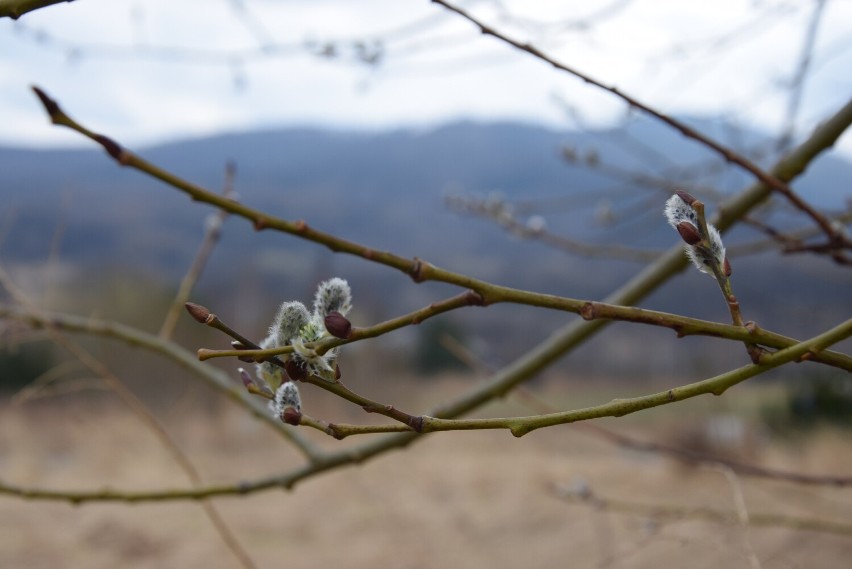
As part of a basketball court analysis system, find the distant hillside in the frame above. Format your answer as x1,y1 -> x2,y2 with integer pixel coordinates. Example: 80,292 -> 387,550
2,119 -> 850,374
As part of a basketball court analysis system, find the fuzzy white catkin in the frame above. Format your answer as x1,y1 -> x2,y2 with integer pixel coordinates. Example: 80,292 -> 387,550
313,278 -> 352,318
271,301 -> 310,346
664,194 -> 726,278
270,381 -> 301,418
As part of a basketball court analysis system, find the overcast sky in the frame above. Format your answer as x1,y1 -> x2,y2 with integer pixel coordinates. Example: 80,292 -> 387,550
2,0 -> 851,159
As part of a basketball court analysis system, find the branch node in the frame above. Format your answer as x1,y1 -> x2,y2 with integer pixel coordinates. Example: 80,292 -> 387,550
409,258 -> 427,282
580,302 -> 597,320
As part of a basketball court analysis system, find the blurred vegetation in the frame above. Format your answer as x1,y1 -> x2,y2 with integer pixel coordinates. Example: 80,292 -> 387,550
0,342 -> 55,392
412,318 -> 467,375
762,371 -> 852,434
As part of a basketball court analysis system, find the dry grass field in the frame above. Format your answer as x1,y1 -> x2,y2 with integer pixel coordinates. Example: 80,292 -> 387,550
1,378 -> 851,569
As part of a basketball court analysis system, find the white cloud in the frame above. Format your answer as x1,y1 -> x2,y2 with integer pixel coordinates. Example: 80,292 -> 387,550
1,0 -> 850,160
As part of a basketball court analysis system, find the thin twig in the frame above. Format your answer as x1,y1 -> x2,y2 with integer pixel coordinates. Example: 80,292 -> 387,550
0,304 -> 324,462
159,162 -> 237,339
0,266 -> 259,569
431,0 -> 852,261
441,334 -> 852,488
17,89 -> 852,504
0,0 -> 69,19
713,465 -> 762,569
551,482 -> 852,537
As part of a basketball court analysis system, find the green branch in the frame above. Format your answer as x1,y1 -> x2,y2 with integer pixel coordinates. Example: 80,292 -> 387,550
431,0 -> 852,259
0,304 -> 325,462
0,0 -> 71,19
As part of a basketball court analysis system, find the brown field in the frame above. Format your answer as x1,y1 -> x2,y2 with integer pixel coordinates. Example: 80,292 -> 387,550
1,378 -> 851,569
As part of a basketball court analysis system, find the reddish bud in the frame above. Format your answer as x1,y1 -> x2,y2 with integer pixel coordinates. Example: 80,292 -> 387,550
324,311 -> 352,339
238,368 -> 254,389
675,189 -> 698,206
723,257 -> 732,277
281,407 -> 302,426
676,221 -> 702,245
335,363 -> 342,380
285,358 -> 307,381
185,302 -> 212,324
93,134 -> 124,161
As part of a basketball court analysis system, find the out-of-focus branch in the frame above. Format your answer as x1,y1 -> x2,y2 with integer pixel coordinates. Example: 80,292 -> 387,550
159,162 -> 237,339
552,481 -> 852,537
446,193 -> 664,262
0,0 -> 70,19
0,266 -> 259,569
0,304 -> 324,462
777,0 -> 828,153
432,0 -> 852,262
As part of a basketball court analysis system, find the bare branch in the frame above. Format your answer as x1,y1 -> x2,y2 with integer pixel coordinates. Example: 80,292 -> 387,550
431,0 -> 852,261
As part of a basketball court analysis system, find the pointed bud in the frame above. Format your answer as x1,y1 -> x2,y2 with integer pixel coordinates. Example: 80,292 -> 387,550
185,302 -> 212,324
324,311 -> 352,339
675,189 -> 698,206
676,221 -> 702,245
335,363 -> 341,381
723,257 -> 732,277
238,368 -> 254,389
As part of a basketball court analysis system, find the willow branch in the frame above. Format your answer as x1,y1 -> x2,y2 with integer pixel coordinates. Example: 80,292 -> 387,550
0,0 -> 70,19
444,334 -> 852,488
0,268 -> 258,569
199,297 -> 852,372
30,87 -> 852,364
432,0 -> 852,259
3,317 -> 849,502
15,91 -> 852,503
286,318 -> 852,439
186,303 -> 425,431
159,162 -> 236,339
552,482 -> 852,537
0,304 -> 324,462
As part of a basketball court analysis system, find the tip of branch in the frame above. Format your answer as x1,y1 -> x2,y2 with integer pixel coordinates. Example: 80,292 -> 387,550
675,189 -> 698,206
31,86 -> 61,119
185,302 -> 212,324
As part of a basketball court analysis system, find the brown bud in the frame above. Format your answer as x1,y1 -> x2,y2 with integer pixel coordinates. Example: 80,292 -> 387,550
675,189 -> 698,206
184,302 -> 212,324
281,407 -> 302,426
324,311 -> 352,339
723,257 -> 732,277
93,134 -> 124,161
285,358 -> 307,381
238,368 -> 254,389
335,363 -> 342,380
676,221 -> 702,245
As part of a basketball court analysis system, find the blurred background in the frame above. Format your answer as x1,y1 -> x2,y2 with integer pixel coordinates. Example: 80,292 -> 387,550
1,1 -> 852,567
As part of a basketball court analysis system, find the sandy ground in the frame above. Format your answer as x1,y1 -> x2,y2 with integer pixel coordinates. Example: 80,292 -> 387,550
1,385 -> 851,569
